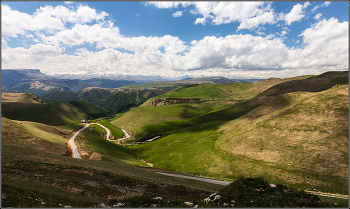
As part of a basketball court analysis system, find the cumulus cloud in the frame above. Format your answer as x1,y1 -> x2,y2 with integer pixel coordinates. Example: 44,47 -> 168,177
1,3 -> 348,79
147,1 -> 276,30
1,4 -> 108,38
211,2 -> 275,30
1,5 -> 64,37
38,5 -> 108,24
172,11 -> 183,18
281,2 -> 310,25
283,18 -> 348,71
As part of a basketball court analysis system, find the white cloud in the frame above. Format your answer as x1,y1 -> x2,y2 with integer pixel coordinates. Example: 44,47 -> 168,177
147,2 -> 276,30
35,5 -> 108,24
284,18 -> 348,71
212,2 -> 275,30
311,5 -> 320,13
311,1 -> 331,13
2,3 -> 348,79
282,2 -> 309,25
302,1 -> 310,9
1,4 -> 108,38
145,2 -> 184,9
313,13 -> 322,20
1,5 -> 65,37
172,11 -> 183,18
324,2 -> 331,7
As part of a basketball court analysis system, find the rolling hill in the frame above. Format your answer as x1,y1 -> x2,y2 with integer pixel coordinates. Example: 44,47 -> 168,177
42,76 -> 257,115
1,92 -> 228,207
1,71 -> 348,207
1,93 -> 88,126
111,71 -> 348,195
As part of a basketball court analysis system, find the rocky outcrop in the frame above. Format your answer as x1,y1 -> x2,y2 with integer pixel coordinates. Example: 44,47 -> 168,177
148,97 -> 202,107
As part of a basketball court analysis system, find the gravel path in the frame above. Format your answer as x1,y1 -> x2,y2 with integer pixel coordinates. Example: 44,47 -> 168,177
93,123 -> 130,142
154,171 -> 232,185
68,124 -> 348,199
69,124 -> 91,159
69,123 -> 130,159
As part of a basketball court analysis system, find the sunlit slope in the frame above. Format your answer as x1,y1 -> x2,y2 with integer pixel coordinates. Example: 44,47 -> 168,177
1,117 -> 74,156
113,71 -> 347,138
2,93 -> 88,126
1,92 -> 44,103
112,75 -> 314,136
129,84 -> 348,194
142,75 -> 313,104
218,85 -> 348,177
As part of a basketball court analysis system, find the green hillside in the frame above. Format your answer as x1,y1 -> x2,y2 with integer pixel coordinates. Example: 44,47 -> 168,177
68,100 -> 109,119
112,74 -> 317,137
2,100 -> 88,126
99,89 -> 161,114
1,116 -> 226,207
111,71 -> 348,195
126,85 -> 348,194
41,88 -> 113,104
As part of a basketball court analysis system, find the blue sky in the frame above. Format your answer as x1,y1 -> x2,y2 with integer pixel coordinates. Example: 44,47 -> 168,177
1,1 -> 348,79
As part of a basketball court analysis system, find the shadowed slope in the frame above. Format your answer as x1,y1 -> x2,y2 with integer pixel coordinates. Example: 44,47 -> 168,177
2,100 -> 87,126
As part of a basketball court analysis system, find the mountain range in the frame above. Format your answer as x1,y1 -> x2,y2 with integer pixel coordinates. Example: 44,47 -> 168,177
1,69 -> 144,97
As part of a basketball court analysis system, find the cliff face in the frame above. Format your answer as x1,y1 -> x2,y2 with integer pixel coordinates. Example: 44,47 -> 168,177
148,97 -> 202,107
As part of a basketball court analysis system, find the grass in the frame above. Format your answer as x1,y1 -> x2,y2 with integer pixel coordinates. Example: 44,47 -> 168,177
1,92 -> 43,103
1,102 -> 87,126
123,81 -> 348,195
114,73 -> 321,138
1,71 -> 348,207
159,82 -> 254,99
139,89 -> 346,194
111,102 -> 229,136
4,158 -> 344,208
1,160 -> 212,208
1,117 -> 67,155
2,119 -> 227,208
217,86 -> 348,179
98,120 -> 124,139
75,124 -> 145,165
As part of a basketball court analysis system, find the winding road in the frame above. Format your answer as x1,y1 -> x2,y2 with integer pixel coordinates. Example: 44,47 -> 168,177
69,123 -> 130,159
67,124 -> 350,197
68,124 -> 91,159
155,171 -> 232,185
93,123 -> 130,142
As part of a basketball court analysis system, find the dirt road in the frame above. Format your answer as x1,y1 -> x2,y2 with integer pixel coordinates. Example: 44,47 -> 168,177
69,124 -> 91,159
93,123 -> 130,142
154,171 -> 232,185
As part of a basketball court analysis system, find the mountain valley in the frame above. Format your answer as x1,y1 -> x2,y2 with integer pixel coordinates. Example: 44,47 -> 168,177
1,71 -> 348,207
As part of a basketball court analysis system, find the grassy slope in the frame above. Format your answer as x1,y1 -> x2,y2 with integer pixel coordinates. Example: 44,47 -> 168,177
68,100 -> 109,119
112,76 -> 308,136
128,85 -> 348,194
1,92 -> 43,103
115,71 -> 348,194
77,124 -> 140,165
1,117 -> 69,155
2,101 -> 88,126
98,120 -> 124,139
2,116 -> 225,207
218,85 -> 348,177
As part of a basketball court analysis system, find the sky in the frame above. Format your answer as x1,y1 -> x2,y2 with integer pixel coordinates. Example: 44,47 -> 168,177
1,1 -> 349,79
